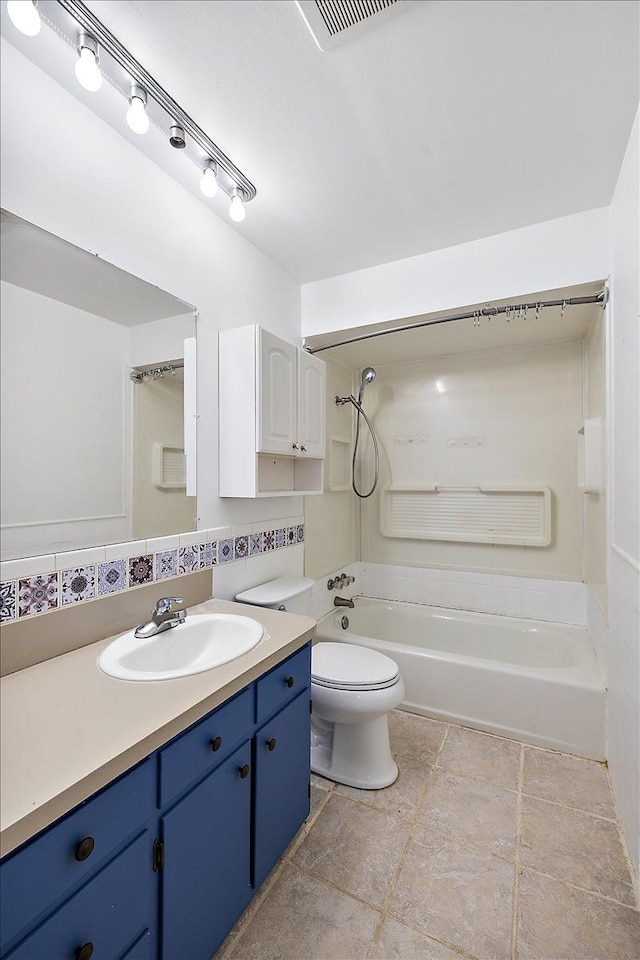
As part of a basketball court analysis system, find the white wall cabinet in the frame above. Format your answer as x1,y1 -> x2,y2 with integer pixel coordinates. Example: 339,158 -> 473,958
219,325 -> 325,497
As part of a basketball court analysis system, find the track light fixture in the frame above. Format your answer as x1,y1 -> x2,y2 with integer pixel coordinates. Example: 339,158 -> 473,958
169,124 -> 186,149
126,84 -> 149,135
6,0 -> 256,219
74,33 -> 102,92
200,160 -> 219,198
229,187 -> 246,223
7,0 -> 40,36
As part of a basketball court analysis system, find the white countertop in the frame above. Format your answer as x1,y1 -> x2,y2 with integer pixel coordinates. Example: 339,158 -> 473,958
1,599 -> 315,858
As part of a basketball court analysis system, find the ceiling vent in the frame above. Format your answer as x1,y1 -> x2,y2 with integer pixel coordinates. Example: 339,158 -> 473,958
295,0 -> 416,51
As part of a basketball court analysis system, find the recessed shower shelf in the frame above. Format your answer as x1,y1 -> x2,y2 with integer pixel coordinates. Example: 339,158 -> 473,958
380,484 -> 552,546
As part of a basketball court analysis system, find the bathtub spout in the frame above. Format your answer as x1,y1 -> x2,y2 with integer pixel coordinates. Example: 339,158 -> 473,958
334,596 -> 355,609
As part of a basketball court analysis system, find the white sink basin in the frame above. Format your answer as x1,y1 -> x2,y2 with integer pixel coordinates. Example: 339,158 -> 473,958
98,613 -> 265,681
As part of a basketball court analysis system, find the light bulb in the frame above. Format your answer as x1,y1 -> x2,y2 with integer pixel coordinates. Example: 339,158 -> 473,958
75,45 -> 102,92
7,0 -> 41,36
126,93 -> 149,135
229,193 -> 246,223
200,162 -> 218,198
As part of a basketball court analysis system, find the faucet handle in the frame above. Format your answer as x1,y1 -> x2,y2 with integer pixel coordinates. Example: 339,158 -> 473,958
154,597 -> 183,615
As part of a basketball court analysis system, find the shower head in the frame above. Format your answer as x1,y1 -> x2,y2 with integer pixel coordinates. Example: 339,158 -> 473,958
358,366 -> 376,401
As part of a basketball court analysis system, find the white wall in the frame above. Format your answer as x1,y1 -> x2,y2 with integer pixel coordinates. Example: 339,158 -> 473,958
0,42 -> 304,582
584,310 -> 608,618
605,108 -> 640,880
302,208 -> 609,337
0,281 -> 131,556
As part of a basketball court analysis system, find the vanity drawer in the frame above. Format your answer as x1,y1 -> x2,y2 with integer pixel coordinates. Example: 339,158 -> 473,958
0,759 -> 155,952
4,831 -> 153,960
255,644 -> 311,725
159,687 -> 253,807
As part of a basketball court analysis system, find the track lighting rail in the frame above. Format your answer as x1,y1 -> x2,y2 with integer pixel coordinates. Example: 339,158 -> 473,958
57,0 -> 256,203
304,289 -> 608,355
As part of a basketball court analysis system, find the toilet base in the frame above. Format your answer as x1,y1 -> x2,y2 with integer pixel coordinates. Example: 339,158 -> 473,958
310,714 -> 399,790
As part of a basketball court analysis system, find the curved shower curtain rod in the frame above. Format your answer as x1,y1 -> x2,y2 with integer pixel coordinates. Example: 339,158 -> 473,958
303,288 -> 608,355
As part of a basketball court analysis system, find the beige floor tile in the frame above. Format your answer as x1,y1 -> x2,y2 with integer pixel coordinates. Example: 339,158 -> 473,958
309,784 -> 330,820
436,725 -> 521,790
334,780 -> 376,804
417,768 -> 517,860
369,754 -> 434,822
517,868 -> 640,960
228,863 -> 380,960
390,834 -> 514,959
520,796 -> 636,906
368,916 -> 466,959
522,747 -> 616,818
292,794 -> 411,908
389,710 -> 448,761
311,771 -> 335,789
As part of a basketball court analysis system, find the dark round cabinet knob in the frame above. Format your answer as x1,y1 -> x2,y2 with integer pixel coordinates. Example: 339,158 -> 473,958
74,837 -> 95,862
239,764 -> 250,779
285,676 -> 294,688
210,736 -> 223,752
74,942 -> 94,960
267,738 -> 277,751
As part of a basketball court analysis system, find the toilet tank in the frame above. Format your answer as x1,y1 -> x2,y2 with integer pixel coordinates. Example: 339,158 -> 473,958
235,577 -> 314,615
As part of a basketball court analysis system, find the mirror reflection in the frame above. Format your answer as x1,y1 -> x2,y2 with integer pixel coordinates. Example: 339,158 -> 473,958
1,210 -> 197,561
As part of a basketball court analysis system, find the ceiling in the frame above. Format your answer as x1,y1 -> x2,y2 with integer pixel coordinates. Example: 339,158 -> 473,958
2,0 -> 639,283
0,210 -> 193,324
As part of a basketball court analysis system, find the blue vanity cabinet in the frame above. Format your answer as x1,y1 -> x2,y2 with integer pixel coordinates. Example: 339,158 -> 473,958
253,687 -> 311,889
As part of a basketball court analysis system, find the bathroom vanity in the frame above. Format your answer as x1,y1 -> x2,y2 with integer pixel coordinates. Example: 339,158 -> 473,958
0,601 -> 314,960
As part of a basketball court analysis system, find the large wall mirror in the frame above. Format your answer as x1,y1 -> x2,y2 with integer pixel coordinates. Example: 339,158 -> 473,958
1,210 -> 197,561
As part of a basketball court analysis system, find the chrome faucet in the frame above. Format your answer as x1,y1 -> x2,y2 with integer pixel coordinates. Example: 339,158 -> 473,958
334,596 -> 355,609
134,597 -> 186,639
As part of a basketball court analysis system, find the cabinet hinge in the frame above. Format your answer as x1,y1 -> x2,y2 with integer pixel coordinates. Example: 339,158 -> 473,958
153,838 -> 164,872
309,699 -> 313,714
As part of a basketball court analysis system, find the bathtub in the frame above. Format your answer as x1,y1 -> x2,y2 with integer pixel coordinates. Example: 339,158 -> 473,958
316,598 -> 605,760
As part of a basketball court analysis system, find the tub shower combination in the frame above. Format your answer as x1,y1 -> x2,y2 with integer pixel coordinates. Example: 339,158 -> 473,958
316,598 -> 605,760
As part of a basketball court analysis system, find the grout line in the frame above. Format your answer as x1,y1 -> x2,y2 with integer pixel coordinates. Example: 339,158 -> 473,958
519,790 -> 618,823
518,865 -> 640,910
511,745 -> 524,960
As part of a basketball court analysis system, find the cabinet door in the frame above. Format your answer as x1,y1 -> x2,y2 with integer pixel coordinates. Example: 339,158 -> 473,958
160,741 -> 252,960
258,328 -> 298,455
253,690 -> 311,889
297,350 -> 326,458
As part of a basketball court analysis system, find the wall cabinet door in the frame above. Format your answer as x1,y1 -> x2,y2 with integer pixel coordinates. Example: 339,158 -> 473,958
160,741 -> 252,960
298,350 -> 326,458
253,691 -> 311,889
258,328 -> 298,455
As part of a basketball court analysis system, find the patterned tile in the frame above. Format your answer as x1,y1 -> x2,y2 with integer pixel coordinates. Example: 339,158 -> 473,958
296,524 -> 304,543
234,536 -> 249,559
218,539 -> 235,564
18,573 -> 59,617
179,545 -> 200,574
275,528 -> 286,549
249,533 -> 263,556
129,555 -> 154,587
97,559 -> 127,597
156,549 -> 178,581
262,530 -> 275,552
1,581 -> 16,623
286,526 -> 297,547
199,542 -> 217,569
61,566 -> 96,605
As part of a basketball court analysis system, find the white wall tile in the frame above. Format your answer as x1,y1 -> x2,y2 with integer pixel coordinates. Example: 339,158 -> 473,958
0,555 -> 56,580
54,547 -> 106,570
105,541 -> 146,561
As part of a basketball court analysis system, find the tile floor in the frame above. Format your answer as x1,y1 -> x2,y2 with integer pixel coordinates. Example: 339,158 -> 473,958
218,712 -> 639,960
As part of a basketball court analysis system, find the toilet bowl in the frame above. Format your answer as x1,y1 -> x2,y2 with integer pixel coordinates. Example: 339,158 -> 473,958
311,642 -> 405,789
234,578 -> 404,790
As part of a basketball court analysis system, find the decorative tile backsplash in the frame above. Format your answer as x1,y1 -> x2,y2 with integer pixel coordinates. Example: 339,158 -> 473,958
0,518 -> 304,624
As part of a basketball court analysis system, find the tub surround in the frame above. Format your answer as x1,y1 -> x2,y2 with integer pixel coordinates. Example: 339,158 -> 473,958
0,598 -> 315,858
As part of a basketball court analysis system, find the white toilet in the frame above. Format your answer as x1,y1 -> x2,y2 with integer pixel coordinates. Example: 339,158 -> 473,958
235,577 -> 405,790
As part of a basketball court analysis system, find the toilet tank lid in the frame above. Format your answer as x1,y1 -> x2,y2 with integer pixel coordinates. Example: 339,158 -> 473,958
235,576 -> 314,607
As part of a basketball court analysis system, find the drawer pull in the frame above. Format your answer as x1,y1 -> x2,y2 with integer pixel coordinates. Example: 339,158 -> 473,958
285,676 -> 294,688
74,942 -> 94,960
267,738 -> 277,751
210,736 -> 223,752
74,837 -> 95,862
239,764 -> 250,779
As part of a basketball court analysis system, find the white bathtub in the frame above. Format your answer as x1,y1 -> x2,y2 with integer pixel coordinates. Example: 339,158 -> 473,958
316,598 -> 605,759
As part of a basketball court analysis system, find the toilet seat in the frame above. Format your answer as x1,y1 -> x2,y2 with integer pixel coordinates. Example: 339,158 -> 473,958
312,642 -> 399,691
